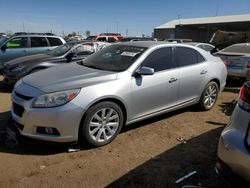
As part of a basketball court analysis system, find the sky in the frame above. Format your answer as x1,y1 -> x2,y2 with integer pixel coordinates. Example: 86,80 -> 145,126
0,0 -> 250,37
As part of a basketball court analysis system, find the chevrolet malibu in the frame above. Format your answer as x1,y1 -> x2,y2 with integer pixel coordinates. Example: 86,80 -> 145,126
11,41 -> 227,146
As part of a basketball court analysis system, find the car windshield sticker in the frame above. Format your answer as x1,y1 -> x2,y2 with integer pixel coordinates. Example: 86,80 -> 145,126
121,52 -> 138,57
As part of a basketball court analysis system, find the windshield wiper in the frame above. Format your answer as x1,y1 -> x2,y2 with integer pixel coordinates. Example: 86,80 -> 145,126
81,63 -> 103,70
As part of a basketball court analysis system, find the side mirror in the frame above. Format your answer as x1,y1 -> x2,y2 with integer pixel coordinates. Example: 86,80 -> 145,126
135,66 -> 154,76
1,45 -> 7,52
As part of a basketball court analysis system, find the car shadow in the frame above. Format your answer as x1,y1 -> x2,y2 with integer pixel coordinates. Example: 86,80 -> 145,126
122,105 -> 198,133
0,111 -> 76,155
219,100 -> 237,116
107,127 -> 233,188
0,105 -> 203,156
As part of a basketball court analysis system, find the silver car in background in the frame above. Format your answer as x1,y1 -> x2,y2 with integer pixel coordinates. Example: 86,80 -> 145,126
11,41 -> 227,146
216,81 -> 250,183
216,43 -> 250,80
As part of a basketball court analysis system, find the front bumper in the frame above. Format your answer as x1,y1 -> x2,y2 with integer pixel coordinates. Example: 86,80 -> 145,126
11,90 -> 85,143
217,105 -> 250,182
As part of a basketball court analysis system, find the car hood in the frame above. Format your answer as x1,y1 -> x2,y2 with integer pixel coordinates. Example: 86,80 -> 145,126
4,54 -> 57,68
22,62 -> 118,93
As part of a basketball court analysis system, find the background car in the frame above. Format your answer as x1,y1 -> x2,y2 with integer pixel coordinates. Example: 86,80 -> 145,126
120,37 -> 156,42
0,33 -> 65,63
216,43 -> 250,81
216,80 -> 250,185
2,41 -> 110,85
185,42 -> 215,52
95,35 -> 123,42
11,41 -> 226,147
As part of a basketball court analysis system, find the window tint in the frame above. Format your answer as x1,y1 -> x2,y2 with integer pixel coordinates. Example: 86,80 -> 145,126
47,37 -> 63,46
107,37 -> 116,42
30,37 -> 48,47
96,37 -> 107,42
175,47 -> 204,67
198,44 -> 214,52
141,47 -> 174,72
6,37 -> 28,48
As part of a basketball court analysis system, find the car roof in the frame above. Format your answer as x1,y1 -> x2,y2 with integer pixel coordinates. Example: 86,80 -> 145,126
185,42 -> 213,46
116,41 -> 170,48
10,35 -> 62,38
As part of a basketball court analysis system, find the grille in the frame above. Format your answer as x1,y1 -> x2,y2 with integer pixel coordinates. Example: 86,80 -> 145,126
15,92 -> 33,100
13,103 -> 24,117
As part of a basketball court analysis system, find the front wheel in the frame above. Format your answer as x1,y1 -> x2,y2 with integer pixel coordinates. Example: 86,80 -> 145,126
199,81 -> 219,111
80,101 -> 124,147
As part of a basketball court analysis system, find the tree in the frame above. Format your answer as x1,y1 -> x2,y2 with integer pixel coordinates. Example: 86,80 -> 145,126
85,30 -> 91,37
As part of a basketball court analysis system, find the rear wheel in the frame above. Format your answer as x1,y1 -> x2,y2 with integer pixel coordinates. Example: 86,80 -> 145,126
199,81 -> 219,111
80,101 -> 124,147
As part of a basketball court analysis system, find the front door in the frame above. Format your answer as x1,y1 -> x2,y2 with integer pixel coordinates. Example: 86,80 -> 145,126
129,47 -> 179,120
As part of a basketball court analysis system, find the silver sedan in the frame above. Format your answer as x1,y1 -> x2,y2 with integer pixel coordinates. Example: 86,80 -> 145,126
216,81 -> 250,183
11,41 -> 227,146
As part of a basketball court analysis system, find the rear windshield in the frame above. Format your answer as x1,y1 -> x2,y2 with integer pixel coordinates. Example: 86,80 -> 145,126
221,43 -> 250,54
80,45 -> 147,72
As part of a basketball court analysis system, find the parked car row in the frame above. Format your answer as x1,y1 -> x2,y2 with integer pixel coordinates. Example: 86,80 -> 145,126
1,32 -> 249,186
2,41 -> 110,85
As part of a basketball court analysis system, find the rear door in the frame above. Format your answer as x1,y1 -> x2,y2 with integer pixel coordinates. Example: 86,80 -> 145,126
29,37 -> 50,55
174,46 -> 208,104
0,37 -> 28,62
130,47 -> 179,119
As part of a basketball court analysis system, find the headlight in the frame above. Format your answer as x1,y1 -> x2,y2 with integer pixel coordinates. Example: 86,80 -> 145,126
33,89 -> 80,108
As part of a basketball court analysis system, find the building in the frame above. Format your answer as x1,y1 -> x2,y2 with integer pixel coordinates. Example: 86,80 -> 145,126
154,14 -> 250,42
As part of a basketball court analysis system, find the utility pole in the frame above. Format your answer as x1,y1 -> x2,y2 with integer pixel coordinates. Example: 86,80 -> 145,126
22,22 -> 26,32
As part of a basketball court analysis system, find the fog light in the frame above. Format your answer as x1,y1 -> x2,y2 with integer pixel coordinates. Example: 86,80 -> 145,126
37,127 -> 60,136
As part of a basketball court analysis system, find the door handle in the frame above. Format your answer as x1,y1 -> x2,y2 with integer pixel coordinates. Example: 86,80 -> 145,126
200,70 -> 207,74
169,77 -> 178,83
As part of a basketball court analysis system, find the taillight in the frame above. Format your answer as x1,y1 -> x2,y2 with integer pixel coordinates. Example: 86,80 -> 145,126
238,83 -> 250,112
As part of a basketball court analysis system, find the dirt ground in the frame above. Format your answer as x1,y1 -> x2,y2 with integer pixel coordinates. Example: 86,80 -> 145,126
0,75 -> 243,188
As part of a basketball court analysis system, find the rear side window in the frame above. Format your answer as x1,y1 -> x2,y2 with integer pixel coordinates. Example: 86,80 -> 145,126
175,47 -> 205,67
47,37 -> 63,46
141,47 -> 175,72
6,37 -> 28,48
96,37 -> 107,42
30,37 -> 48,47
107,37 -> 116,42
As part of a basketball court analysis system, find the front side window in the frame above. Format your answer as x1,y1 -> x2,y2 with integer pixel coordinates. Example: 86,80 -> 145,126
175,47 -> 205,67
81,45 -> 147,72
96,37 -> 107,42
30,37 -> 48,47
141,47 -> 175,72
6,37 -> 28,48
107,37 -> 116,42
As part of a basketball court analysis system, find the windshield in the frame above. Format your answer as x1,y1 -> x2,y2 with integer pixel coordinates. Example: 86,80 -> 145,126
47,43 -> 75,56
81,45 -> 147,72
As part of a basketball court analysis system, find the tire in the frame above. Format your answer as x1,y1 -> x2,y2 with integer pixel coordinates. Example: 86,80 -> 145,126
199,81 -> 219,111
80,101 -> 124,147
